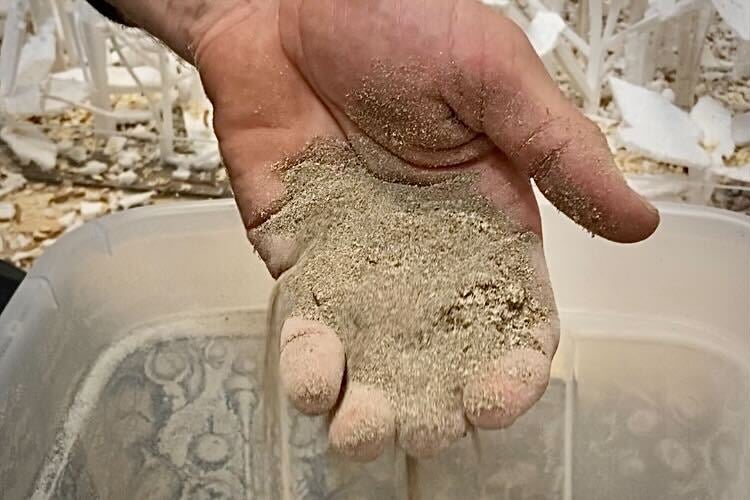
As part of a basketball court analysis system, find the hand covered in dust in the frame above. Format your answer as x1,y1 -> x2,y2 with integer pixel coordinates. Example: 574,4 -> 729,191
123,0 -> 659,460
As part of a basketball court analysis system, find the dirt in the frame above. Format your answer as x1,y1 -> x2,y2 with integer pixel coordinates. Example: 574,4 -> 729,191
257,137 -> 552,445
344,61 -> 493,169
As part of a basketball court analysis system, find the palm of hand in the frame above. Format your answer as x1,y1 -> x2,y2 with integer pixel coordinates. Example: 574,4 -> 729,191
193,0 -> 658,460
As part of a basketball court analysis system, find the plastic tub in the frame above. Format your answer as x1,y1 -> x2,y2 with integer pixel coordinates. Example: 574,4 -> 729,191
0,200 -> 748,500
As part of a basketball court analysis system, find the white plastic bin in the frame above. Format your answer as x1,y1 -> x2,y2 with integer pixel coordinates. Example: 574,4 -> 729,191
0,200 -> 747,499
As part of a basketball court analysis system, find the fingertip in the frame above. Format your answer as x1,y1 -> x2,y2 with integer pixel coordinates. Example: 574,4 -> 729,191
611,192 -> 660,243
463,348 -> 550,429
280,318 -> 345,415
329,383 -> 395,462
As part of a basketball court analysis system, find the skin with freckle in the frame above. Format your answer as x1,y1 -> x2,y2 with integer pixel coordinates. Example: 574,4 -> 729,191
109,0 -> 659,461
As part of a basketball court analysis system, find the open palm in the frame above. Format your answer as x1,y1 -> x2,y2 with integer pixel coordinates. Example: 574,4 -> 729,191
193,0 -> 659,460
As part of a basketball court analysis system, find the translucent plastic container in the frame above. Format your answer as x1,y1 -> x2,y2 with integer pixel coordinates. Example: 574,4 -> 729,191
0,200 -> 748,500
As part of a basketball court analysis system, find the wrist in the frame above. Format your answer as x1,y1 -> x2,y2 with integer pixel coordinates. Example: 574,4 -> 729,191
103,0 -> 251,63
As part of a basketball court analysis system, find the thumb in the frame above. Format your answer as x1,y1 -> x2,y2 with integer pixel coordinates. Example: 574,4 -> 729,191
446,0 -> 659,243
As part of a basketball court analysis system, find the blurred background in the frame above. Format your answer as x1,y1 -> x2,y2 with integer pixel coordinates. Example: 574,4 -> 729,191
0,0 -> 748,269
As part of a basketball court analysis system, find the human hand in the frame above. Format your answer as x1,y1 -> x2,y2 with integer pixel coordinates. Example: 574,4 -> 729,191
112,0 -> 659,460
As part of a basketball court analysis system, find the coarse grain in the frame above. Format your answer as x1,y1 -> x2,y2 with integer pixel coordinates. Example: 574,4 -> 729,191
258,137 -> 552,435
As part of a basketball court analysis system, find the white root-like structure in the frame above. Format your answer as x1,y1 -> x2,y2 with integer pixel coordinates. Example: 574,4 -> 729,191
0,0 -> 749,202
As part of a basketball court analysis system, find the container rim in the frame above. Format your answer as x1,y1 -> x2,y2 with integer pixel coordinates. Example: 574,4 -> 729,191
96,197 -> 750,230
